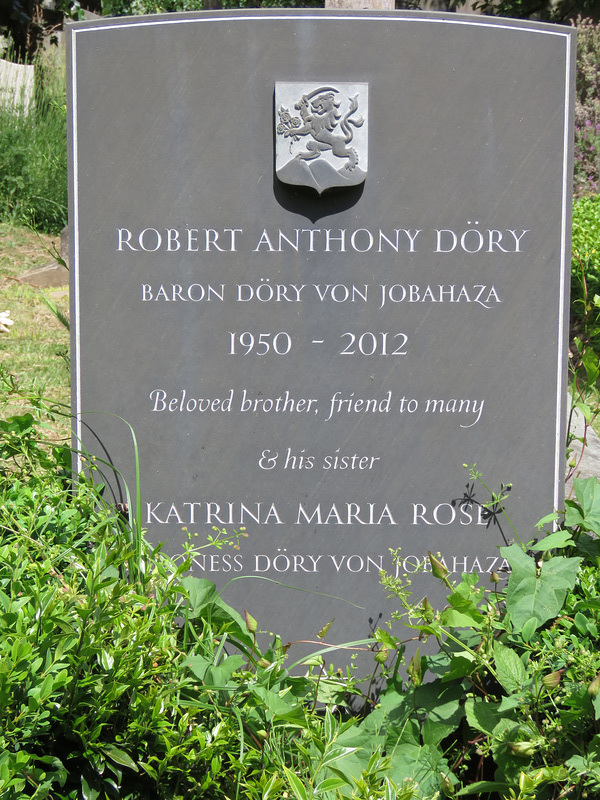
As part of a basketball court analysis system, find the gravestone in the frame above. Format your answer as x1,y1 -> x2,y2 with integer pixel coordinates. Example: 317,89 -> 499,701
68,10 -> 575,665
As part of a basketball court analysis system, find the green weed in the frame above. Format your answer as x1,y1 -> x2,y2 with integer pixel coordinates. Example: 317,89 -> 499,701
0,386 -> 413,800
0,47 -> 67,234
371,467 -> 600,800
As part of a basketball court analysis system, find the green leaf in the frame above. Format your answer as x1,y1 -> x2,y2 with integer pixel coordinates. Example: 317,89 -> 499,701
440,607 -> 481,628
502,545 -> 581,630
317,619 -> 334,639
81,775 -> 100,800
185,653 -> 245,687
465,697 -> 502,736
250,685 -> 304,722
575,612 -> 590,635
418,684 -> 464,746
262,774 -> 282,800
180,576 -> 253,646
498,694 -> 527,713
373,628 -> 397,650
185,654 -> 212,681
582,347 -> 600,385
442,651 -> 477,682
324,707 -> 334,741
315,776 -> 347,793
36,756 -> 67,787
493,641 -> 527,694
521,617 -> 538,644
528,530 -> 573,551
568,477 -> 600,534
320,745 -> 359,769
536,512 -> 560,529
502,543 -> 533,583
385,740 -> 451,798
457,781 -> 512,796
102,745 -> 138,772
282,766 -> 309,800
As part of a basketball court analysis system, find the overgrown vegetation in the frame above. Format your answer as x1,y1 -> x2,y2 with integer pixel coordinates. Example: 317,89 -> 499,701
0,46 -> 67,234
5,376 -> 600,799
0,377 -> 407,800
375,471 -> 600,800
571,195 -> 600,432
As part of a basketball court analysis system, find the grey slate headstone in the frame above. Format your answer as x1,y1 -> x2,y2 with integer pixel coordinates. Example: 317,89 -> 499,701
68,10 -> 575,666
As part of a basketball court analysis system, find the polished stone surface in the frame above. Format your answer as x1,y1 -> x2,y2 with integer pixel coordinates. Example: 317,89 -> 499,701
68,10 -> 575,664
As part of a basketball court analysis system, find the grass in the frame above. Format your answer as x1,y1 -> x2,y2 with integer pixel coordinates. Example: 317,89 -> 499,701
0,224 -> 70,441
0,46 -> 67,234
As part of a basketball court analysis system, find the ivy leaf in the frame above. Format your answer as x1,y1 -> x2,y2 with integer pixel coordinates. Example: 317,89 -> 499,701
180,576 -> 253,646
442,651 -> 476,682
441,588 -> 483,629
421,688 -> 464,746
373,628 -> 397,650
250,685 -> 304,723
502,545 -> 581,630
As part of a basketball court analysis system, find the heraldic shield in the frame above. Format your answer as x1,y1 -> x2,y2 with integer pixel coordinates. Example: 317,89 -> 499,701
275,82 -> 368,194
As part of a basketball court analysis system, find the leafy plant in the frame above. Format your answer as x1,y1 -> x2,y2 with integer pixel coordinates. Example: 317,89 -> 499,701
371,467 -> 600,800
569,196 -> 600,449
0,380 -> 416,800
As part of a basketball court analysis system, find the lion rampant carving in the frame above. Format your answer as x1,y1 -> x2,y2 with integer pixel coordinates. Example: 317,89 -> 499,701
277,86 -> 364,171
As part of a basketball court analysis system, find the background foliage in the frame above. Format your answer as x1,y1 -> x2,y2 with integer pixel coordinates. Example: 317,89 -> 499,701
574,16 -> 600,197
0,45 -> 66,234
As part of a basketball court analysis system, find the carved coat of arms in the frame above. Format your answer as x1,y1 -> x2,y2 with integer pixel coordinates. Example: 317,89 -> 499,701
275,82 -> 368,194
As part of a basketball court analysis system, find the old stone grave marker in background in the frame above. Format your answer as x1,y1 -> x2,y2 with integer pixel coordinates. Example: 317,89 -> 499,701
68,10 -> 575,665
